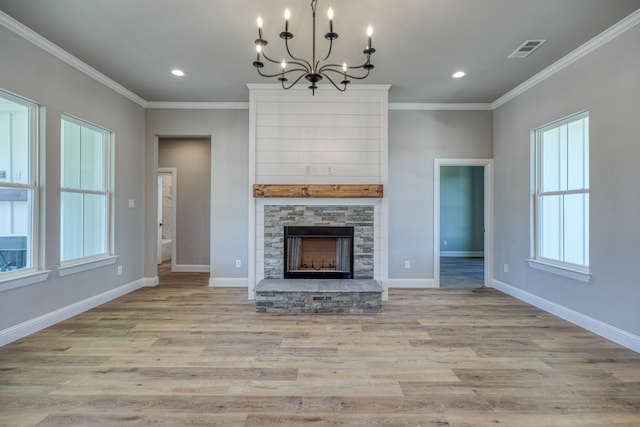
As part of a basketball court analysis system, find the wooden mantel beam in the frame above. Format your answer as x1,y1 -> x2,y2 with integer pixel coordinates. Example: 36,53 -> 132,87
253,184 -> 383,198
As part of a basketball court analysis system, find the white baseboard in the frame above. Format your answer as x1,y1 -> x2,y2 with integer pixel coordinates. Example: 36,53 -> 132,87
387,278 -> 437,288
172,264 -> 210,273
493,279 -> 640,354
0,279 -> 146,347
441,251 -> 484,257
144,276 -> 159,287
209,277 -> 248,287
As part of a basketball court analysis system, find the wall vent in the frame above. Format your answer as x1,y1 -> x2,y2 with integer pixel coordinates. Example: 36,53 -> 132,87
508,39 -> 547,59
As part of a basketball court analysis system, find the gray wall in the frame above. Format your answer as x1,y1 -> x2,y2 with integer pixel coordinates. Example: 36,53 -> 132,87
146,108 -> 492,283
440,166 -> 484,254
145,109 -> 249,279
158,138 -> 211,266
0,26 -> 145,330
388,110 -> 493,279
493,24 -> 640,335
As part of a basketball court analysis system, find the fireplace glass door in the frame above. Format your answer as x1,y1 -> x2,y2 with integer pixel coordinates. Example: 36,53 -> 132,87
284,226 -> 354,279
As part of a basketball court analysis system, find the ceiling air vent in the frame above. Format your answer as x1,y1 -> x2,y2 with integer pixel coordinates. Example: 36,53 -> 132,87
508,39 -> 547,59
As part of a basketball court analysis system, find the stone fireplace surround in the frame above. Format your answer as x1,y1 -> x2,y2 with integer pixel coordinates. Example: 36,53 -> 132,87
250,197 -> 387,302
254,201 -> 384,313
264,205 -> 374,279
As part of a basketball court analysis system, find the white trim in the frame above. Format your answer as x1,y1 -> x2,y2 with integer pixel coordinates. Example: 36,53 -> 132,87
143,276 -> 159,287
0,270 -> 50,293
493,279 -> 640,354
209,277 -> 248,287
387,278 -> 437,289
147,102 -> 492,112
172,264 -> 210,273
0,11 -> 147,108
527,259 -> 592,283
389,103 -> 492,111
58,255 -> 118,277
146,102 -> 248,110
434,159 -> 494,288
441,251 -> 484,258
158,168 -> 177,270
247,90 -> 257,300
246,83 -> 391,93
0,278 -> 146,347
493,9 -> 640,109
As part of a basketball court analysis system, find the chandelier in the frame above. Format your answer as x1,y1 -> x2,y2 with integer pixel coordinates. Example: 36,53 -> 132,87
252,0 -> 376,94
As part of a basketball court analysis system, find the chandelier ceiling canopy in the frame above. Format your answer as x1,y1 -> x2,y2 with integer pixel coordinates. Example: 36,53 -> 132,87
252,0 -> 376,95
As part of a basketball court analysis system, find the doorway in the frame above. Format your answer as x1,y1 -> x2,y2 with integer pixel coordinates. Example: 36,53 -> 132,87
157,137 -> 211,273
157,168 -> 177,270
434,159 -> 493,288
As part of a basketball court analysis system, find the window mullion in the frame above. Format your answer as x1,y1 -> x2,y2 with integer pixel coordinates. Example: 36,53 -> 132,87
60,187 -> 106,196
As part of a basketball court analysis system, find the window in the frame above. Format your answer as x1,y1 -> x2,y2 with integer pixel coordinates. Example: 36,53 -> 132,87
60,115 -> 112,264
532,111 -> 589,276
0,90 -> 38,277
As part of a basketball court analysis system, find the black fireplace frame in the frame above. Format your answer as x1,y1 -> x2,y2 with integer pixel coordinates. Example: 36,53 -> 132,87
284,226 -> 354,279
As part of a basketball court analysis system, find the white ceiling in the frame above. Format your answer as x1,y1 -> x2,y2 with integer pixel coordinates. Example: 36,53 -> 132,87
1,0 -> 639,104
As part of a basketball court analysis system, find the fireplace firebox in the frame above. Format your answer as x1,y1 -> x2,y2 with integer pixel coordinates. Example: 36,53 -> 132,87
284,226 -> 354,279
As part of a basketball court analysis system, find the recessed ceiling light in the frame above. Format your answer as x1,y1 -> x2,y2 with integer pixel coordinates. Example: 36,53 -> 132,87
171,69 -> 185,77
452,71 -> 466,79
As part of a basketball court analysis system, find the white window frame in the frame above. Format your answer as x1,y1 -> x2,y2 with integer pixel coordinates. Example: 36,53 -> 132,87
529,111 -> 591,282
59,114 -> 115,274
0,90 -> 48,290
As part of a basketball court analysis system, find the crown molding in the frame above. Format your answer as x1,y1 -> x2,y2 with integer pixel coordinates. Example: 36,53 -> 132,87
246,83 -> 392,92
389,103 -> 493,111
0,10 -> 147,108
492,8 -> 640,109
145,102 -> 249,110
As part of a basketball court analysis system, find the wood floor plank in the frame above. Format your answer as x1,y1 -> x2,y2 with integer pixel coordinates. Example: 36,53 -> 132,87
1,268 -> 640,426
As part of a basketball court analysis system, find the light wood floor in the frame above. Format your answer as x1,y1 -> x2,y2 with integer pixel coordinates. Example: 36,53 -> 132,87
440,257 -> 485,289
2,270 -> 640,426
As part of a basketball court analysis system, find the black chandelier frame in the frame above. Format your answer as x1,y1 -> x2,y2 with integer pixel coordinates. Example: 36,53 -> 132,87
252,0 -> 376,94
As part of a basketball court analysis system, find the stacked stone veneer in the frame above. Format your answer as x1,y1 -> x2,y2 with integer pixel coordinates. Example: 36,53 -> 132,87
264,205 -> 374,279
255,280 -> 382,314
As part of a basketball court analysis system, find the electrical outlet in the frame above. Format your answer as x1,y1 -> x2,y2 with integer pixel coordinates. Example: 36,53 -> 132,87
503,263 -> 509,273
404,260 -> 411,269
235,259 -> 241,268
117,265 -> 123,275
443,240 -> 448,246
305,165 -> 311,175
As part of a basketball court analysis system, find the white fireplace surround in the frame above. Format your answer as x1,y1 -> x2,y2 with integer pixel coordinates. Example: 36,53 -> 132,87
247,84 -> 390,300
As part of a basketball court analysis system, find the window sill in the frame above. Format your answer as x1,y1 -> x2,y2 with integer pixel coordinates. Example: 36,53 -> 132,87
0,270 -> 51,293
59,255 -> 118,277
527,259 -> 591,283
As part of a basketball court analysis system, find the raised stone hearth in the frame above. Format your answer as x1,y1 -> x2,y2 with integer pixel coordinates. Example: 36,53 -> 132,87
255,279 -> 383,314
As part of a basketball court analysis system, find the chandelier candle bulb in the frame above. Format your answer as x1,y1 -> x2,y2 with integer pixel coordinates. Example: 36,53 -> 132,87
328,8 -> 333,32
284,9 -> 290,32
367,26 -> 373,49
257,17 -> 263,39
